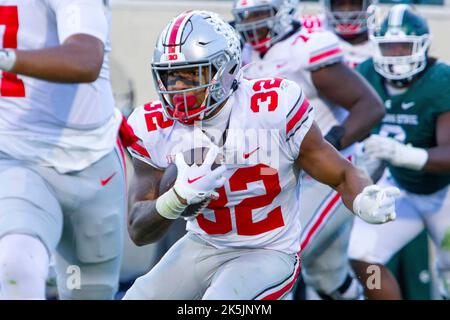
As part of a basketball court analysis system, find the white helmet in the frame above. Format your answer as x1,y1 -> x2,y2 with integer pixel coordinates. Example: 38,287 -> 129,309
370,4 -> 431,83
232,0 -> 299,52
152,11 -> 241,125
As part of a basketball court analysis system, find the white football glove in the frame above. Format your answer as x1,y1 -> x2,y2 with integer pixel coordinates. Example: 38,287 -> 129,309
173,145 -> 227,205
364,134 -> 428,171
353,185 -> 400,224
0,49 -> 16,71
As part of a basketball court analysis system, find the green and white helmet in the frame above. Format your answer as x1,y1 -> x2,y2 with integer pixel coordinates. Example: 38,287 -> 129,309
370,4 -> 431,83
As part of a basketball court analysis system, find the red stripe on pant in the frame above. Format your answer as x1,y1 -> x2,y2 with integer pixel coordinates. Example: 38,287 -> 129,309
116,137 -> 128,194
260,253 -> 301,300
300,192 -> 341,252
299,155 -> 352,252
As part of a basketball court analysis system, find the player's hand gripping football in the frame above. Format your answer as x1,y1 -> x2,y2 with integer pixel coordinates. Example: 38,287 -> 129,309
173,145 -> 227,205
353,185 -> 401,224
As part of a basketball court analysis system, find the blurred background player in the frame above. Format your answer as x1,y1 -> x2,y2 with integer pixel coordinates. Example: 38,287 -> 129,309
301,0 -> 433,299
321,0 -> 375,68
122,9 -> 398,300
349,4 -> 450,300
315,0 -> 433,299
232,0 -> 384,300
299,0 -> 374,68
0,0 -> 126,299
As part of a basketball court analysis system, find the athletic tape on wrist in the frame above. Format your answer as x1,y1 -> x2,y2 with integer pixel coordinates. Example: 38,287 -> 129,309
156,188 -> 187,220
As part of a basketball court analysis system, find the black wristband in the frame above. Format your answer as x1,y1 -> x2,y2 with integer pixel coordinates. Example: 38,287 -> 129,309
324,125 -> 345,151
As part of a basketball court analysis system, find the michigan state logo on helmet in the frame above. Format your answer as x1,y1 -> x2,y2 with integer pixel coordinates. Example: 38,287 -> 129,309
232,0 -> 299,52
369,4 -> 431,85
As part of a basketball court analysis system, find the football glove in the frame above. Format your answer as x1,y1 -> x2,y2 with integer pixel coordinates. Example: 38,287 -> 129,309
0,49 -> 16,71
364,134 -> 428,170
353,185 -> 400,224
173,145 -> 226,205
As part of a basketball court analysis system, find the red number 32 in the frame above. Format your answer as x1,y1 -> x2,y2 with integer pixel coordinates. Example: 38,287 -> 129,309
196,164 -> 285,236
250,78 -> 283,113
0,6 -> 25,97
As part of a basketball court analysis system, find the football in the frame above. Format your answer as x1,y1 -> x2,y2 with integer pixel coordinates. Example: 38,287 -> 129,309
159,147 -> 222,217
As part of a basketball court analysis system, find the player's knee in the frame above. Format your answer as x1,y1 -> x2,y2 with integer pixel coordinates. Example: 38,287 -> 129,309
0,234 -> 48,280
0,234 -> 49,298
59,284 -> 116,300
0,251 -> 37,289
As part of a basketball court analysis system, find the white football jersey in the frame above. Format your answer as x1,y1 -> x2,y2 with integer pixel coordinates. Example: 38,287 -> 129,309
299,14 -> 373,69
0,0 -> 120,172
242,25 -> 346,135
127,78 -> 314,254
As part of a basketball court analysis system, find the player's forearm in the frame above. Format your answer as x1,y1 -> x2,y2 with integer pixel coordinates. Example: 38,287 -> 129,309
312,63 -> 385,150
339,97 -> 385,149
335,164 -> 372,213
8,37 -> 104,83
422,146 -> 450,172
128,200 -> 174,246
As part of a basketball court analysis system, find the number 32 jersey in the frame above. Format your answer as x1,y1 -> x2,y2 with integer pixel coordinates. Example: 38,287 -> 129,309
127,78 -> 314,254
242,25 -> 344,136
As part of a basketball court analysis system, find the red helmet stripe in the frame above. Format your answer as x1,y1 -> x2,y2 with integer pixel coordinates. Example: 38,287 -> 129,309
166,11 -> 194,54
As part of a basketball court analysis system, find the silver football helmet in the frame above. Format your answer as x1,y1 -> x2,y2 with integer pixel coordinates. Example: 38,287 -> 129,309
232,0 -> 299,52
152,11 -> 241,125
323,0 -> 376,38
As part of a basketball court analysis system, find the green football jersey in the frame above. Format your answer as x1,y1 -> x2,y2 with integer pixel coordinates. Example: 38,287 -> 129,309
357,59 -> 450,194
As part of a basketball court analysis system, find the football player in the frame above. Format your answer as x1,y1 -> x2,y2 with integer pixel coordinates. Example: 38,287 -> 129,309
232,0 -> 383,299
122,10 -> 398,300
322,0 -> 433,299
349,4 -> 450,300
0,0 -> 125,299
321,0 -> 375,68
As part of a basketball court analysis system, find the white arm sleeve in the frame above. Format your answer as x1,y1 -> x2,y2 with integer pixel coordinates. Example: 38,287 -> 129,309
47,0 -> 109,44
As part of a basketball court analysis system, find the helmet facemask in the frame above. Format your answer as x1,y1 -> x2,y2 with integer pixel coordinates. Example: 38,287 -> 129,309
232,0 -> 298,52
152,51 -> 238,125
372,34 -> 430,83
325,0 -> 373,38
368,4 -> 431,85
233,5 -> 279,52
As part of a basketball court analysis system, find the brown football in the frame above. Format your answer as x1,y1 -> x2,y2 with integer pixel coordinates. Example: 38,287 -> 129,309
159,147 -> 222,217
